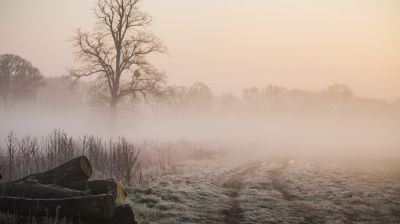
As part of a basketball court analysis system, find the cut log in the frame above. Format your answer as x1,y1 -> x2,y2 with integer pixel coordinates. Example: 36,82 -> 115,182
0,183 -> 89,199
0,193 -> 115,219
62,179 -> 127,204
106,203 -> 138,224
13,156 -> 92,185
0,212 -> 76,224
85,203 -> 138,224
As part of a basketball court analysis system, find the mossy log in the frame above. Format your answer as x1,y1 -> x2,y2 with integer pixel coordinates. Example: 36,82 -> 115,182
13,156 -> 92,185
0,193 -> 115,219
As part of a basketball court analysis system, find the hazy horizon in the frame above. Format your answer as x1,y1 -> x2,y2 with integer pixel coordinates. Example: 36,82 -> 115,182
1,0 -> 399,99
1,1 -> 400,222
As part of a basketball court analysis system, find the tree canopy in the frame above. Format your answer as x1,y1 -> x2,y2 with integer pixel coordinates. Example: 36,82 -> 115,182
0,54 -> 44,107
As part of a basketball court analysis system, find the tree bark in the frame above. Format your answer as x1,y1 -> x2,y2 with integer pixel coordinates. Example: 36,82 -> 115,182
13,156 -> 92,185
61,179 -> 127,204
0,183 -> 89,199
0,193 -> 115,219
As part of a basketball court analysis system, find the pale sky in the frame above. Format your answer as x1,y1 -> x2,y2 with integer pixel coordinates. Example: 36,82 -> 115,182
0,0 -> 399,99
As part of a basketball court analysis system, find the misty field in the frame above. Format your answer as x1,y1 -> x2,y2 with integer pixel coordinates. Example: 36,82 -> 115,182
2,132 -> 399,223
2,0 -> 400,223
131,156 -> 400,224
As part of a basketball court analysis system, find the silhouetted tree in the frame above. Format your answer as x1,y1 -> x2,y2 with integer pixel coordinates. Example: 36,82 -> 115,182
71,0 -> 166,119
325,84 -> 354,99
242,87 -> 260,101
163,86 -> 188,110
242,87 -> 261,112
186,82 -> 214,108
0,54 -> 44,107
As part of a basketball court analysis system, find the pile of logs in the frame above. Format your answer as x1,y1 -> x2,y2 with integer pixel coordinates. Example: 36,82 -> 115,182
0,156 -> 137,224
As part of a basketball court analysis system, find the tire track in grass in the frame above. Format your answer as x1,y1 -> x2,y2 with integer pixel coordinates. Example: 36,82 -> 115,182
265,159 -> 295,201
265,159 -> 330,224
220,162 -> 263,224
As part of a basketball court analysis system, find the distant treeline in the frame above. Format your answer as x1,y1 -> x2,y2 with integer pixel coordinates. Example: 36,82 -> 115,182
19,76 -> 398,117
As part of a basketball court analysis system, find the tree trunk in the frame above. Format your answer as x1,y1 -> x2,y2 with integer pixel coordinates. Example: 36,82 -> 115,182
0,183 -> 89,199
61,179 -> 127,204
109,95 -> 118,135
13,156 -> 92,185
0,193 -> 115,219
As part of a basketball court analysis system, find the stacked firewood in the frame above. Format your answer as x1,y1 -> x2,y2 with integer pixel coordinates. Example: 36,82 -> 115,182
0,156 -> 137,224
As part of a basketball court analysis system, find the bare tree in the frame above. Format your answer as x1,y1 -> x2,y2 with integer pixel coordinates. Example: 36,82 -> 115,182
71,0 -> 166,119
6,132 -> 16,181
0,54 -> 45,107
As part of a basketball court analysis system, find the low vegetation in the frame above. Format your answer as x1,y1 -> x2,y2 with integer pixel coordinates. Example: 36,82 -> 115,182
0,130 -> 217,186
128,158 -> 400,224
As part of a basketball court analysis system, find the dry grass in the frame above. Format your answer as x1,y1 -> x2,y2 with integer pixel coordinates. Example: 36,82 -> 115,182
129,157 -> 400,224
0,131 -> 218,223
0,130 -> 217,186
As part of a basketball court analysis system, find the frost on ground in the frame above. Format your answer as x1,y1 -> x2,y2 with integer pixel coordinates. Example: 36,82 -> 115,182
129,156 -> 400,224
